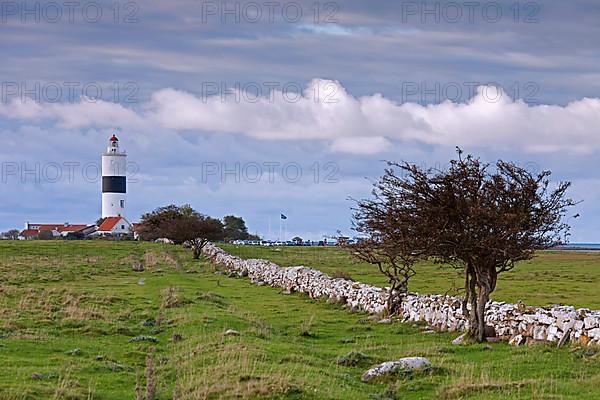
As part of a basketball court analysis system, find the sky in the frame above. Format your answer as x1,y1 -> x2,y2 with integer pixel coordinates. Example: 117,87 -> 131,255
1,0 -> 600,241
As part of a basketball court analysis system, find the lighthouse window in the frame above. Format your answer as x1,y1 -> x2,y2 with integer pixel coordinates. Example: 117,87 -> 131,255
120,200 -> 125,208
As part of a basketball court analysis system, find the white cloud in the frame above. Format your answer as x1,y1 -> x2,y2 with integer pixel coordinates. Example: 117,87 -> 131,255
330,136 -> 391,154
2,79 -> 600,155
0,98 -> 145,130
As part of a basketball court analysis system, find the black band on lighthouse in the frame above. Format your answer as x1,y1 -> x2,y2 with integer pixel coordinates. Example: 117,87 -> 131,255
102,176 -> 126,193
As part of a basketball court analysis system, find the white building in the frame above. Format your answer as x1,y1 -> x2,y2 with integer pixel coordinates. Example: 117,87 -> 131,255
96,216 -> 132,236
100,134 -> 132,235
102,134 -> 128,219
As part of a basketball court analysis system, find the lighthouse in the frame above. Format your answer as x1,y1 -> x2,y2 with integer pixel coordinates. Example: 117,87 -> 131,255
101,134 -> 127,218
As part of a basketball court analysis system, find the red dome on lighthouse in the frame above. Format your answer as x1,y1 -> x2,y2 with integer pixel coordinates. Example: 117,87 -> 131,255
110,134 -> 119,142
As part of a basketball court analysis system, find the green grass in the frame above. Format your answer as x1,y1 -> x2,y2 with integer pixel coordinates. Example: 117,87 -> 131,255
1,241 -> 600,399
221,244 -> 600,309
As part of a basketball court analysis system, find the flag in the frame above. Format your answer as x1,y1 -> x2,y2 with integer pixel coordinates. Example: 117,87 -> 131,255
280,213 -> 287,220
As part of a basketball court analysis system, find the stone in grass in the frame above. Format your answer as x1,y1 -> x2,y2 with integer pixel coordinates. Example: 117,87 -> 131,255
361,357 -> 432,382
65,348 -> 82,356
31,372 -> 58,380
509,334 -> 526,347
336,351 -> 372,367
224,329 -> 240,336
452,333 -> 467,345
557,328 -> 572,348
132,261 -> 144,272
129,335 -> 158,343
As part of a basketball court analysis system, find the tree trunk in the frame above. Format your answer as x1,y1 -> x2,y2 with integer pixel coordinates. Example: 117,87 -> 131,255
465,264 -> 496,342
463,263 -> 477,319
465,262 -> 483,341
386,279 -> 405,317
475,281 -> 491,342
191,239 -> 207,259
192,246 -> 201,259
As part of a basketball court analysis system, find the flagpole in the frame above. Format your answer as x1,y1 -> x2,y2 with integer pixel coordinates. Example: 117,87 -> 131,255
268,216 -> 271,241
279,213 -> 282,241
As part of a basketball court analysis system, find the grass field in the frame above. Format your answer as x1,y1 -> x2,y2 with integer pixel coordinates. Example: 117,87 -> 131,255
221,244 -> 600,309
1,241 -> 600,399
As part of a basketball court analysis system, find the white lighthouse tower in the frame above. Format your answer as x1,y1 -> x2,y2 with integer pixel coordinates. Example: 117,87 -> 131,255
101,134 -> 127,218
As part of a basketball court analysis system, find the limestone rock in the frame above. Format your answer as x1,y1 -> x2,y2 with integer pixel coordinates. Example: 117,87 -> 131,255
585,316 -> 600,329
588,327 -> 600,339
132,262 -> 144,272
557,328 -> 572,348
361,357 -> 432,382
452,333 -> 467,345
536,313 -> 555,325
533,325 -> 547,341
509,334 -> 525,346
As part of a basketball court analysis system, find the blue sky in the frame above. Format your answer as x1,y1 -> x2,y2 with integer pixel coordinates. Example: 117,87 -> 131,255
1,0 -> 600,241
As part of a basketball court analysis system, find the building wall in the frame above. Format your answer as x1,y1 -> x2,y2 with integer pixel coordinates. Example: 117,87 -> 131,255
102,192 -> 126,218
110,219 -> 132,234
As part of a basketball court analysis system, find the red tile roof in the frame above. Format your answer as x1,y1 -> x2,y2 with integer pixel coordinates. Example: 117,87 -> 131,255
57,224 -> 88,232
20,229 -> 39,237
98,217 -> 123,231
36,224 -> 61,231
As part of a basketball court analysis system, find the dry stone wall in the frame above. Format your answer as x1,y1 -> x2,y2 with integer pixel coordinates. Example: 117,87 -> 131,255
202,243 -> 600,346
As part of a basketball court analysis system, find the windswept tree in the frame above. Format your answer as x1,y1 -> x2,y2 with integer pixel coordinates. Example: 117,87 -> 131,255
351,165 -> 433,315
138,204 -> 225,258
427,150 -> 577,341
354,149 -> 576,341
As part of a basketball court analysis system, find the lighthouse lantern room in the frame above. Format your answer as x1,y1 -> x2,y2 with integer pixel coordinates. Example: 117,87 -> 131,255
101,134 -> 127,218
